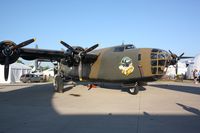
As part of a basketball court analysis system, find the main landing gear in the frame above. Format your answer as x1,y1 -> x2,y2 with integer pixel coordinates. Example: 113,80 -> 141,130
54,75 -> 64,93
53,75 -> 76,93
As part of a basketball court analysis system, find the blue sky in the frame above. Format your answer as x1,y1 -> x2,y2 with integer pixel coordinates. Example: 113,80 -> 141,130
1,0 -> 200,57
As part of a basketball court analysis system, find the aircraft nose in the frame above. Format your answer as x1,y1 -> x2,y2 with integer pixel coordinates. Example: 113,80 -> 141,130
151,49 -> 170,75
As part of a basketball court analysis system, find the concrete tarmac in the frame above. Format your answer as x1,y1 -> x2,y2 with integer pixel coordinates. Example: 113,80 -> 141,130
0,81 -> 200,133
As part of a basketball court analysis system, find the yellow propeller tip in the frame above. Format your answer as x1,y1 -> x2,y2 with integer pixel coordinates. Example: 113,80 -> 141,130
34,38 -> 36,42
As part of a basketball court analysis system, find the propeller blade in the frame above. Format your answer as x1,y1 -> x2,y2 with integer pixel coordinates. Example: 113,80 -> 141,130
175,63 -> 178,75
179,53 -> 184,58
168,50 -> 178,59
11,38 -> 36,50
169,50 -> 173,55
85,44 -> 99,53
78,59 -> 83,81
4,56 -> 10,81
60,41 -> 78,54
77,44 -> 99,59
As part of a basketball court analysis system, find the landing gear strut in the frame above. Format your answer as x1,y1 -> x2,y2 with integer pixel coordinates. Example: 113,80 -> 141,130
54,75 -> 64,93
128,82 -> 139,95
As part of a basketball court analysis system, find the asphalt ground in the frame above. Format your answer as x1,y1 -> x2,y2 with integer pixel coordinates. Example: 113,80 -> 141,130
0,81 -> 200,133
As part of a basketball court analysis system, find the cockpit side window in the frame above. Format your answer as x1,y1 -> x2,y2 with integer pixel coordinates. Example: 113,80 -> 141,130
113,44 -> 135,52
125,45 -> 135,50
113,47 -> 124,52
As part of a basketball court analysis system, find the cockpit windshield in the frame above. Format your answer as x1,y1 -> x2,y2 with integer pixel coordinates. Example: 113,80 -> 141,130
113,44 -> 135,52
125,44 -> 135,49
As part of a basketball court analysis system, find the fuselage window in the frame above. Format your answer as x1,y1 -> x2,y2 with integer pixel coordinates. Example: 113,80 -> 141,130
158,67 -> 164,74
158,60 -> 166,66
138,54 -> 141,61
152,49 -> 159,52
151,67 -> 157,74
158,54 -> 166,59
151,53 -> 157,59
151,60 -> 157,66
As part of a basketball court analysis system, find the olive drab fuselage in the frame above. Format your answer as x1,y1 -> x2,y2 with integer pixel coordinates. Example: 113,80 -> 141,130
60,44 -> 171,83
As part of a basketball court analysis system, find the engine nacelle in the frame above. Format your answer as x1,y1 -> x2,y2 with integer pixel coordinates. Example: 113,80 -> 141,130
0,41 -> 20,65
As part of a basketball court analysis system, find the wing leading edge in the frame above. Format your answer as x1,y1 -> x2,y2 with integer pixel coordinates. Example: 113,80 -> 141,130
20,48 -> 65,61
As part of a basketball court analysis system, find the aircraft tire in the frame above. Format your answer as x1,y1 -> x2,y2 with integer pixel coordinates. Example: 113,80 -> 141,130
54,75 -> 64,93
129,86 -> 139,95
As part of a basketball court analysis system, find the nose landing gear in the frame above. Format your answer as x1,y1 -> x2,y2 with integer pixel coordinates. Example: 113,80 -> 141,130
128,82 -> 139,95
122,82 -> 139,95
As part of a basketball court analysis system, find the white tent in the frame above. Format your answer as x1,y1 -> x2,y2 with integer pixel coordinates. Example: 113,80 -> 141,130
166,61 -> 187,79
0,63 -> 32,83
186,53 -> 200,79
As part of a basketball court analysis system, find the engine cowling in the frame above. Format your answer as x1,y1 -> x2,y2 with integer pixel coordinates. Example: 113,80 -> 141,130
60,41 -> 99,81
0,41 -> 20,65
0,38 -> 35,81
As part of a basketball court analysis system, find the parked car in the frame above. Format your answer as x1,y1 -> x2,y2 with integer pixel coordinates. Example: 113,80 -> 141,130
20,74 -> 41,83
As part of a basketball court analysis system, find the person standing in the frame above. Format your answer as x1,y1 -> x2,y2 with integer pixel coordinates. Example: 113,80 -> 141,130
198,70 -> 200,83
193,69 -> 198,84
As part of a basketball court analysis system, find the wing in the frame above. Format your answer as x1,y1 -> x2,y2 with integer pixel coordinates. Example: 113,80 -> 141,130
0,38 -> 99,81
20,48 -> 65,61
20,48 -> 98,63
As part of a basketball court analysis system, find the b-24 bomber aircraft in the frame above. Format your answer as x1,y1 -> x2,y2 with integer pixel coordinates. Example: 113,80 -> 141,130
0,38 -> 190,95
